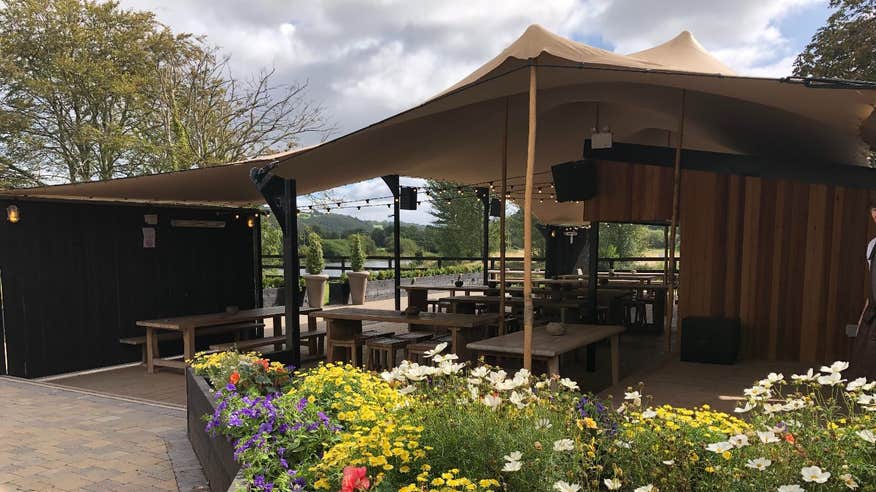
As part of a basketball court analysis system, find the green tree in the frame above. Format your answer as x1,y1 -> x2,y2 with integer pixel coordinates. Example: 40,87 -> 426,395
505,208 -> 545,256
350,234 -> 366,271
794,0 -> 876,82
426,180 -> 489,257
304,232 -> 325,275
598,223 -> 648,263
0,0 -> 329,185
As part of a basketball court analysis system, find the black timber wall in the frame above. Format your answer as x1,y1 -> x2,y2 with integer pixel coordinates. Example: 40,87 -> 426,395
0,198 -> 258,378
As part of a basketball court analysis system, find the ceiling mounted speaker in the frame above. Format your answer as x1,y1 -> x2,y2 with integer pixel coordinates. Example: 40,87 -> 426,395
551,159 -> 597,202
399,186 -> 417,210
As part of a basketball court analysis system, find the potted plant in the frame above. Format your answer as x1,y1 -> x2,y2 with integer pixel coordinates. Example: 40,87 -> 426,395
302,232 -> 328,308
347,234 -> 370,304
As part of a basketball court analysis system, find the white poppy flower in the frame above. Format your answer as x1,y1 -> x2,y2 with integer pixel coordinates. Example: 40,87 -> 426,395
762,403 -> 785,414
745,457 -> 772,470
757,430 -> 781,444
501,460 -> 521,472
552,481 -> 581,492
734,401 -> 756,413
487,369 -> 507,384
839,473 -> 858,490
633,485 -> 657,492
503,451 -> 522,462
624,391 -> 642,406
855,429 -> 875,444
846,377 -> 868,392
470,366 -> 489,379
398,385 -> 416,395
509,391 -> 527,409
483,394 -> 502,410
559,378 -> 579,391
817,372 -> 845,386
641,408 -> 657,419
729,434 -> 749,448
791,368 -> 815,382
783,399 -> 806,411
535,418 -> 552,430
603,478 -> 621,490
705,441 -> 733,453
553,439 -> 575,452
819,361 -> 849,374
800,465 -> 831,483
777,485 -> 804,492
423,342 -> 448,358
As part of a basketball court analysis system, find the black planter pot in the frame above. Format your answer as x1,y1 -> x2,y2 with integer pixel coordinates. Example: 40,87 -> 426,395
186,368 -> 240,492
328,282 -> 350,305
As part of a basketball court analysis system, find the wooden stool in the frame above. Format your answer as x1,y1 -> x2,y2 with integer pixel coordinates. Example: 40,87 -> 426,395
328,329 -> 391,366
365,337 -> 409,371
596,306 -> 609,323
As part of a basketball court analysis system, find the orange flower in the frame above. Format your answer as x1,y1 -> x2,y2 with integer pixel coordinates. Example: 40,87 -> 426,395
229,372 -> 240,385
784,433 -> 796,444
256,359 -> 269,370
341,466 -> 370,491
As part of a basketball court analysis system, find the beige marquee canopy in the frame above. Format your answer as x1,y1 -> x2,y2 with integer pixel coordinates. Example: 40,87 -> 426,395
6,24 -> 876,225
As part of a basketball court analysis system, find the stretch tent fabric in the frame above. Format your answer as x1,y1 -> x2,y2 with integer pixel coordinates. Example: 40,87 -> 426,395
6,24 -> 876,224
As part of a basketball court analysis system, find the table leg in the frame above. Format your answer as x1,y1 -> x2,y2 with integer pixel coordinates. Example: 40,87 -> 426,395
146,327 -> 155,374
273,314 -> 285,351
610,334 -> 620,385
408,289 -> 428,311
183,328 -> 195,363
547,356 -> 560,376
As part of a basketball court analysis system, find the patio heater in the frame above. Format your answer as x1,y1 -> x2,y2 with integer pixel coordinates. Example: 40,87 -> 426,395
250,163 -> 301,367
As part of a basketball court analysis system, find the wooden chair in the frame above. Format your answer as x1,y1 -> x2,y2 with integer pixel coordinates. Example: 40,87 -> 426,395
327,329 -> 392,366
365,337 -> 409,370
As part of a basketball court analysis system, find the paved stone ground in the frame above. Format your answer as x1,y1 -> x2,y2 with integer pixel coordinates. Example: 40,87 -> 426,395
0,377 -> 207,492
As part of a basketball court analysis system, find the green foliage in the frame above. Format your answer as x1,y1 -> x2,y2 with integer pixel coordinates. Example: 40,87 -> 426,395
350,234 -> 366,272
794,0 -> 876,82
505,208 -> 545,256
320,238 -> 350,258
304,232 -> 325,275
371,263 -> 481,281
426,180 -> 489,257
598,223 -> 648,260
261,214 -> 283,256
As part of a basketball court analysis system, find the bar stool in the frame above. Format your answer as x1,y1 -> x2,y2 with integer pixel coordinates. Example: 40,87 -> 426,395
405,335 -> 451,364
328,329 -> 392,366
365,337 -> 410,370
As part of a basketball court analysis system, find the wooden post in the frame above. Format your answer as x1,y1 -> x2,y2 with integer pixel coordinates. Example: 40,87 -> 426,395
665,90 -> 686,353
522,61 -> 537,371
499,97 -> 510,335
478,187 -> 490,285
253,212 -> 263,309
282,178 -> 301,367
588,222 -> 599,321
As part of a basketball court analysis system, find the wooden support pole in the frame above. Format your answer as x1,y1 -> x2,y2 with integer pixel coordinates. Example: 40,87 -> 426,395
478,187 -> 490,286
499,98 -> 509,335
665,90 -> 686,353
523,61 -> 537,371
282,178 -> 301,367
382,175 -> 402,310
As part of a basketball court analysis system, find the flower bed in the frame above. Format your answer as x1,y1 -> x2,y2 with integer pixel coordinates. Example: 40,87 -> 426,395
191,348 -> 876,491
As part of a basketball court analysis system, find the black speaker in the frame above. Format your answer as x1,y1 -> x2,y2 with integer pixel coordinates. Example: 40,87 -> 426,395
551,159 -> 597,202
399,186 -> 417,210
681,317 -> 740,364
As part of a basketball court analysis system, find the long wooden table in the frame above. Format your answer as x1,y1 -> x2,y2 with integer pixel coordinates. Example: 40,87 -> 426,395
442,295 -> 588,322
467,324 -> 625,382
311,308 -> 500,360
400,284 -> 492,311
136,306 -> 319,373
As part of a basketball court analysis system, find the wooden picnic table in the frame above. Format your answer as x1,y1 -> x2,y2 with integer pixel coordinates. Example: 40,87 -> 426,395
311,307 -> 500,361
400,284 -> 492,311
441,295 -> 588,322
136,306 -> 319,373
467,323 -> 625,382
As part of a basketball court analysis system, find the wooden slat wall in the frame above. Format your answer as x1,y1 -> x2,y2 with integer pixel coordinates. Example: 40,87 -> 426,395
678,169 -> 876,362
581,160 -> 674,222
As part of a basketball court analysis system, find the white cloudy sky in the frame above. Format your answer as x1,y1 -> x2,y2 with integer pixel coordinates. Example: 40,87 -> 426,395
121,0 -> 832,224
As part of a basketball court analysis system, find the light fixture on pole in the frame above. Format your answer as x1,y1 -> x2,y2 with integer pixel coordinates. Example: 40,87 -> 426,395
6,204 -> 20,223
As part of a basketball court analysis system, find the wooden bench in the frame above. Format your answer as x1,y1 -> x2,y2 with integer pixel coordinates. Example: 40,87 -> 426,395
365,337 -> 409,370
120,322 -> 264,363
209,328 -> 327,356
328,329 -> 393,366
467,323 -> 625,383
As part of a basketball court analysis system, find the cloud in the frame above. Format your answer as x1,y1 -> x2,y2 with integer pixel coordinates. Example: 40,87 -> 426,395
118,0 -> 828,222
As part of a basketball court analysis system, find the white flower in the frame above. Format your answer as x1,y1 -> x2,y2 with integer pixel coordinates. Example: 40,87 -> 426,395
777,486 -> 804,492
744,385 -> 771,400
603,478 -> 622,490
513,368 -> 531,382
437,360 -> 465,375
535,418 -> 552,430
706,441 -> 733,453
767,372 -> 784,383
552,481 -> 581,492
432,352 -> 459,364
553,439 -> 575,452
801,465 -> 831,483
820,361 -> 849,374
559,378 -> 579,391
641,408 -> 657,419
634,485 -> 657,492
734,401 -> 756,413
494,379 -> 522,391
783,399 -> 807,411
624,391 -> 642,406
846,377 -> 868,392
855,429 -> 876,444
470,366 -> 489,379
661,460 -> 674,466
487,369 -> 507,385
746,457 -> 772,470
501,460 -> 522,472
509,391 -> 527,409
840,473 -> 859,490
817,372 -> 845,386
757,430 -> 781,444
423,342 -> 448,358
398,385 -> 416,395
763,402 -> 785,414
468,385 -> 479,401
503,451 -> 522,462
792,368 -> 816,382
614,440 -> 631,449
729,434 -> 749,448
483,394 -> 502,410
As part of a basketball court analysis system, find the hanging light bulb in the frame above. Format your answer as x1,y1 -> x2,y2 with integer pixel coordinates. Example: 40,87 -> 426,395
387,203 -> 391,208
357,206 -> 361,210
246,216 -> 255,228
7,204 -> 20,223
365,199 -> 370,204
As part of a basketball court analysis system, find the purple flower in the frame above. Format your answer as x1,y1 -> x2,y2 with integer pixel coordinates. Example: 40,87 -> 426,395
296,397 -> 308,412
225,383 -> 237,392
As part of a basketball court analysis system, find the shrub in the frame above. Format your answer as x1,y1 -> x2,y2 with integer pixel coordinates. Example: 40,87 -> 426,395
304,232 -> 325,275
350,234 -> 366,272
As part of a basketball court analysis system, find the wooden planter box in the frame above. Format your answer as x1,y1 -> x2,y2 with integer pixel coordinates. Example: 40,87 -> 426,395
186,368 -> 240,492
